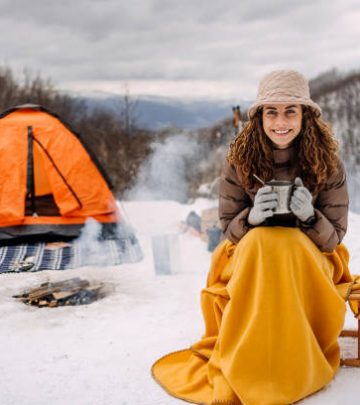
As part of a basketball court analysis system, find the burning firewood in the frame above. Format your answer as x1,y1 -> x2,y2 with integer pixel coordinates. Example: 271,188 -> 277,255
13,277 -> 106,307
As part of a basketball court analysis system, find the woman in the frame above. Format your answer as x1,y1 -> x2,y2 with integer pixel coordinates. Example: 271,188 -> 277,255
152,70 -> 354,405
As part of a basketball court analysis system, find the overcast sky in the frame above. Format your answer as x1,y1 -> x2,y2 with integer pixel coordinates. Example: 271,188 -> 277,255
1,0 -> 359,100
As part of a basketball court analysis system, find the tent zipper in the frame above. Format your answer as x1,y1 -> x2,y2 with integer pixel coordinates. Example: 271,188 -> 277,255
26,125 -> 37,216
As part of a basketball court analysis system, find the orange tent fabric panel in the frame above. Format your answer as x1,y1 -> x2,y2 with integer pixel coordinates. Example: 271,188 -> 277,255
33,141 -> 52,196
0,123 -> 28,226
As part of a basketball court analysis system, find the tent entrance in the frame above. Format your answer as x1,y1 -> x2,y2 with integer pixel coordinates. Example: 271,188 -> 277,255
25,126 -> 60,216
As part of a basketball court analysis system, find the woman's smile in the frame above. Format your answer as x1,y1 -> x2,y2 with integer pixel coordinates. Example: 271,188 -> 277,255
273,129 -> 292,135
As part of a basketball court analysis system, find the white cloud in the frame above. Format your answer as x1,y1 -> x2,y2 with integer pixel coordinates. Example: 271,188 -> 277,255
0,0 -> 359,98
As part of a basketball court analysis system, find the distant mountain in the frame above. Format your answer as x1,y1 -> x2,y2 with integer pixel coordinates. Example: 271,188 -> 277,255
70,91 -> 250,130
130,97 -> 243,130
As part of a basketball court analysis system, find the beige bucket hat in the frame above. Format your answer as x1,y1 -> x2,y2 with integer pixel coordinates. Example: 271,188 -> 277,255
247,70 -> 321,119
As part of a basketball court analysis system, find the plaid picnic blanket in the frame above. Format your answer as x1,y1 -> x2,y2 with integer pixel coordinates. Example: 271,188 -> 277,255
0,234 -> 143,273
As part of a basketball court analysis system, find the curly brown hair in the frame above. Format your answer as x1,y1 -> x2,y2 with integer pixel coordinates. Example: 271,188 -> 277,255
227,106 -> 339,192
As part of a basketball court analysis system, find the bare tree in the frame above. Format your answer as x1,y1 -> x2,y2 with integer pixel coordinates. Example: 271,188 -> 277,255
121,83 -> 138,135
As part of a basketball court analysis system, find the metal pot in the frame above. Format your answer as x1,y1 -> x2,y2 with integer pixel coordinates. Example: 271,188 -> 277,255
266,180 -> 294,215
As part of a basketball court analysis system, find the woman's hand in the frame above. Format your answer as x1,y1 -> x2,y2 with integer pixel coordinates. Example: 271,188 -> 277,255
290,178 -> 315,222
248,185 -> 278,226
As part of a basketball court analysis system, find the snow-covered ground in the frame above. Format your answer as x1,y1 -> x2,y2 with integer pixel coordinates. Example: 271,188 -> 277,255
0,199 -> 359,405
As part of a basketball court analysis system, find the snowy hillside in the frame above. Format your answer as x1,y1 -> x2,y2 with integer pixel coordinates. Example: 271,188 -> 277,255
0,200 -> 359,405
313,71 -> 360,213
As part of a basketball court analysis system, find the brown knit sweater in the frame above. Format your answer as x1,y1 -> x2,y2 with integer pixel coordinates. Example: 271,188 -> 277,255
218,145 -> 349,252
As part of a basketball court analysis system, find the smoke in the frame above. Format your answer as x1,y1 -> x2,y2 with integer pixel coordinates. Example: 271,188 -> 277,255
69,216 -> 143,268
72,218 -> 109,266
126,132 -> 200,202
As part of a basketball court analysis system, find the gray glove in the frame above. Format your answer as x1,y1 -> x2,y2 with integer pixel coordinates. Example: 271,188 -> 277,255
290,177 -> 315,222
248,185 -> 278,226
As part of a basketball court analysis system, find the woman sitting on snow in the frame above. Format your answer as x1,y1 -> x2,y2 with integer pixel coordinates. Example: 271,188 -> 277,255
152,69 -> 354,405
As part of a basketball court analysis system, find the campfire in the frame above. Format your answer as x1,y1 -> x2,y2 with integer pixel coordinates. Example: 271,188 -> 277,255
13,277 -> 106,307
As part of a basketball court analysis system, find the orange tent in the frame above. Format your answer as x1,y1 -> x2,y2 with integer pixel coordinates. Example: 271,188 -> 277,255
0,104 -> 119,242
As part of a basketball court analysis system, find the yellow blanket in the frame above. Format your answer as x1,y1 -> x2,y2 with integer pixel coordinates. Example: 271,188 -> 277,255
152,227 -> 357,405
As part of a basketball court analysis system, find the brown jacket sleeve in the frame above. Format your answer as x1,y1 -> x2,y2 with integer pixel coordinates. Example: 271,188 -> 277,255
218,159 -> 252,243
299,159 -> 349,252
